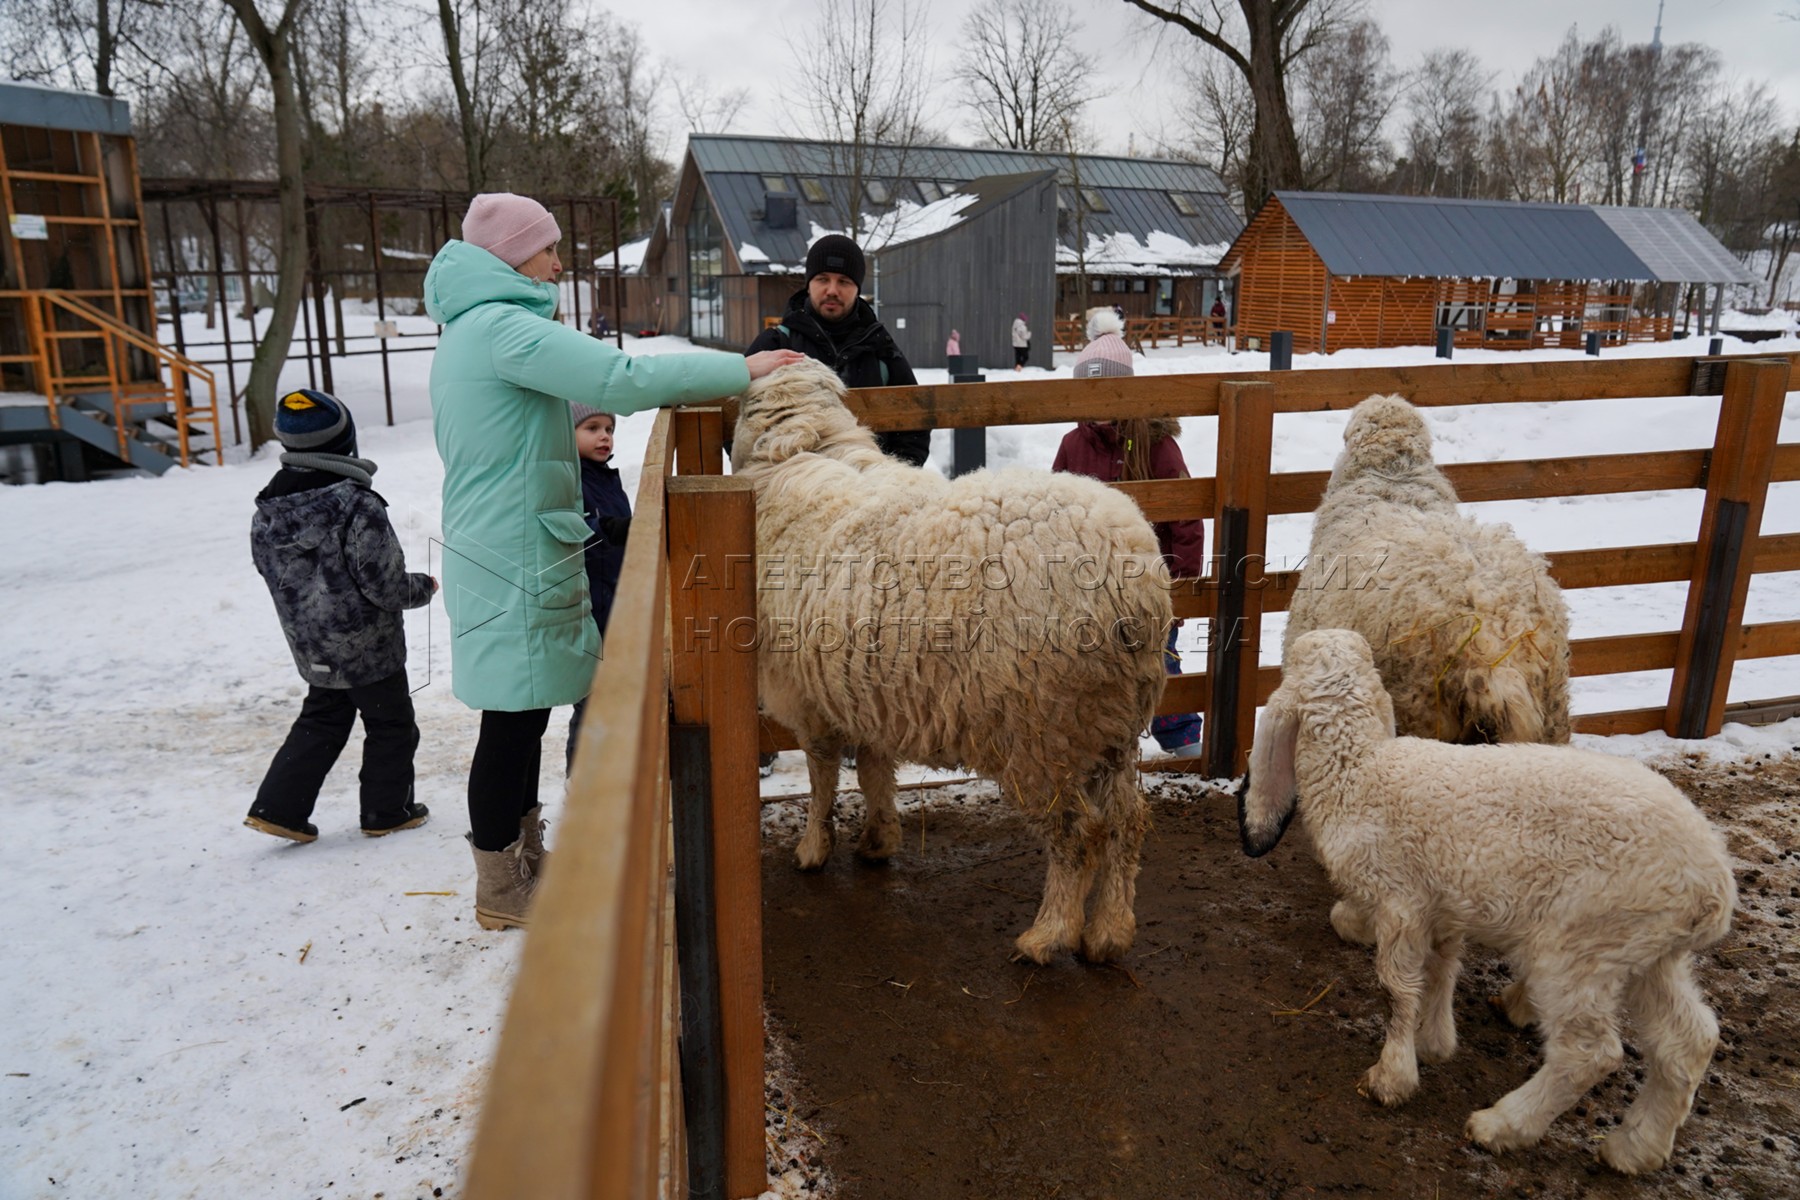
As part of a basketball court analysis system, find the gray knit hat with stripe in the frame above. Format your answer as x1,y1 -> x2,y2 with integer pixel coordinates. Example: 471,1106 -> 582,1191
570,401 -> 610,427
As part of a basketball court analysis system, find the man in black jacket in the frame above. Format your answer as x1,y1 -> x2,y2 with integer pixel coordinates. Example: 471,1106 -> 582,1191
743,233 -> 930,467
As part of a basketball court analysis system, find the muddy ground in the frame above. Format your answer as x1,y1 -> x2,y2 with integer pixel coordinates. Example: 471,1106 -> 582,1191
759,752 -> 1800,1200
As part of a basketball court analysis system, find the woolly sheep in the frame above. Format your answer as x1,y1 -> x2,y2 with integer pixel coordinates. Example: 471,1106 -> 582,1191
730,358 -> 1172,964
1284,394 -> 1571,745
1240,629 -> 1735,1175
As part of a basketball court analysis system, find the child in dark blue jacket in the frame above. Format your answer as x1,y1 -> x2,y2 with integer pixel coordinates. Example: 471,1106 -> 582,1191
246,389 -> 436,842
567,402 -> 631,769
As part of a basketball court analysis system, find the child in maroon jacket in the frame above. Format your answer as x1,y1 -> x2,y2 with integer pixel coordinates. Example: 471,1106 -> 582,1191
1053,310 -> 1206,757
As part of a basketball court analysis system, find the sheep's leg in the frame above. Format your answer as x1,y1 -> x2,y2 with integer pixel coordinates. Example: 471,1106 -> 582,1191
1600,954 -> 1718,1175
794,744 -> 842,871
1331,898 -> 1376,946
1015,809 -> 1092,965
853,749 -> 901,862
1080,767 -> 1146,963
1417,935 -> 1464,1064
1465,970 -> 1625,1154
1359,916 -> 1432,1106
1492,971 -> 1537,1029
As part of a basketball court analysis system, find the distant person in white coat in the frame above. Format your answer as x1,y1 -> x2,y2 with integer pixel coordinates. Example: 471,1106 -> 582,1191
1011,312 -> 1030,370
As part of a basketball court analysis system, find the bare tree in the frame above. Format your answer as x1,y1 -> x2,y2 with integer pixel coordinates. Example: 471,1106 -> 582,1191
134,5 -> 271,177
605,24 -> 667,234
435,0 -> 504,191
1686,80 -> 1780,247
1122,0 -> 1346,215
290,0 -> 377,182
1396,49 -> 1492,197
1630,42 -> 1715,208
954,0 -> 1095,151
673,72 -> 750,134
0,0 -> 160,97
1171,51 -> 1254,205
222,0 -> 310,450
1293,17 -> 1398,191
791,0 -> 936,240
1503,27 -> 1593,203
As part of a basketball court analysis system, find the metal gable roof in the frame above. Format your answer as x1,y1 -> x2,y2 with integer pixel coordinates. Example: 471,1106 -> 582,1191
1275,192 -> 1651,281
688,134 -> 1228,192
1590,206 -> 1756,284
688,135 -> 1239,269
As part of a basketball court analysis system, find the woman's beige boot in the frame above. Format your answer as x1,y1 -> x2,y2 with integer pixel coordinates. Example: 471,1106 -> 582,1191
468,834 -> 537,930
520,805 -> 551,878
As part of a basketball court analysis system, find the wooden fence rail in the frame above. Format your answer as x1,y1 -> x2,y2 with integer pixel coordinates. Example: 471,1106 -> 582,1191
468,351 -> 1799,1200
753,351 -> 1800,767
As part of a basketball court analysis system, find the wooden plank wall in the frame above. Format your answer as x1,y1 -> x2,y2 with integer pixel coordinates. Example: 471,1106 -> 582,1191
1229,201 -> 1329,353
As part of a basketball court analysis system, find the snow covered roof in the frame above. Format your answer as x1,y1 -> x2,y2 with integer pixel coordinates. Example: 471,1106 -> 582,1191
593,235 -> 650,273
1058,230 -> 1234,277
682,134 -> 1240,275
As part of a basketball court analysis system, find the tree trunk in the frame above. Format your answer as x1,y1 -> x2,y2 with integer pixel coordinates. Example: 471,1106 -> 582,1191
437,0 -> 485,192
1240,2 -> 1303,216
225,0 -> 309,450
94,0 -> 115,96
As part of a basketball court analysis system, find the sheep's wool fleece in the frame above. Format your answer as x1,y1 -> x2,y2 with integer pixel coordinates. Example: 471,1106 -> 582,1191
1286,394 -> 1571,744
734,361 -> 1170,801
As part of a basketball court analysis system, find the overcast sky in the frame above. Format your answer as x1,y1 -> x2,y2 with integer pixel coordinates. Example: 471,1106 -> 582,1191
634,0 -> 1800,158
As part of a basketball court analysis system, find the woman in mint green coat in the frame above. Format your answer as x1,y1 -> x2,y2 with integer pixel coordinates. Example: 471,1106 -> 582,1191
425,192 -> 802,930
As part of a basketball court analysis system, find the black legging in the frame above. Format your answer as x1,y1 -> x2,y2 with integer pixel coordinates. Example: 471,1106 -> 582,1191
468,707 -> 551,851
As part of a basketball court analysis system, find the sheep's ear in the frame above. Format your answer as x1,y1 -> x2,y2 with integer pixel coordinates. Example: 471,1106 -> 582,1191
1239,696 -> 1300,858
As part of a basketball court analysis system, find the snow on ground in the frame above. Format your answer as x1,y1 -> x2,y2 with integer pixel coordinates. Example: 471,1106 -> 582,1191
3,314 -> 1799,1198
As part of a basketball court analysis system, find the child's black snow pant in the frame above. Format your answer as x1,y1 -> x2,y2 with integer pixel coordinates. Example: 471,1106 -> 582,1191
250,670 -> 419,829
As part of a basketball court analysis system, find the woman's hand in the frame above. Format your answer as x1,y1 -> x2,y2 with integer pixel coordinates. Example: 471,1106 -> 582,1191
745,349 -> 808,379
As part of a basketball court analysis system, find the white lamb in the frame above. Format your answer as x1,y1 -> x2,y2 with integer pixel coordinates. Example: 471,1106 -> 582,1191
1240,629 -> 1735,1175
1285,393 -> 1571,745
730,358 -> 1172,964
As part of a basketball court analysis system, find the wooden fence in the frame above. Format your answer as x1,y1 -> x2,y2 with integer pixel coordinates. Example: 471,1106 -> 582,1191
1054,314 -> 1227,352
466,351 -> 1799,1200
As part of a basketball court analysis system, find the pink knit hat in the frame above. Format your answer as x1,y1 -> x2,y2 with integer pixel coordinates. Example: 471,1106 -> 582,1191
462,193 -> 562,268
1073,332 -> 1134,378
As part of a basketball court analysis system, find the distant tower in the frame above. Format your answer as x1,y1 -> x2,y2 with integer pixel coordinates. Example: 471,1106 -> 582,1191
1630,0 -> 1666,206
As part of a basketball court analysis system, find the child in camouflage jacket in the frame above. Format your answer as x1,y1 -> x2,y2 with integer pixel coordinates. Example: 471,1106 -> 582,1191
244,389 -> 436,843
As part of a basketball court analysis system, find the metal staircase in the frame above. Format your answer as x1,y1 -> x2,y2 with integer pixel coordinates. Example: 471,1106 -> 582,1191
23,290 -> 223,474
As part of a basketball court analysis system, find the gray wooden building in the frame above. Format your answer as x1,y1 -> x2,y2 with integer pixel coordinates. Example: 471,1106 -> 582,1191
871,171 -> 1058,370
633,135 -> 1241,357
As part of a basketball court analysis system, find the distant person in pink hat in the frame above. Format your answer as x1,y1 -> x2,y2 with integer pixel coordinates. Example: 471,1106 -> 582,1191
423,192 -> 802,931
1051,306 -> 1205,759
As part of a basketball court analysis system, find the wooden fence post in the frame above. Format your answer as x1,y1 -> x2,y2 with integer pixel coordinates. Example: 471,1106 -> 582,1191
667,472 -> 765,1200
675,406 -> 728,476
1665,357 -> 1790,739
1205,380 -> 1275,778
670,723 -> 726,1200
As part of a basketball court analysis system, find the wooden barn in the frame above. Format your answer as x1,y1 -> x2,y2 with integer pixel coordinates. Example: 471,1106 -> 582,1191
1220,192 -> 1755,354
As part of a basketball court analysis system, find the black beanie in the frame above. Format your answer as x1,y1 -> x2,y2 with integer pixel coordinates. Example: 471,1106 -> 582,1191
804,234 -> 865,289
